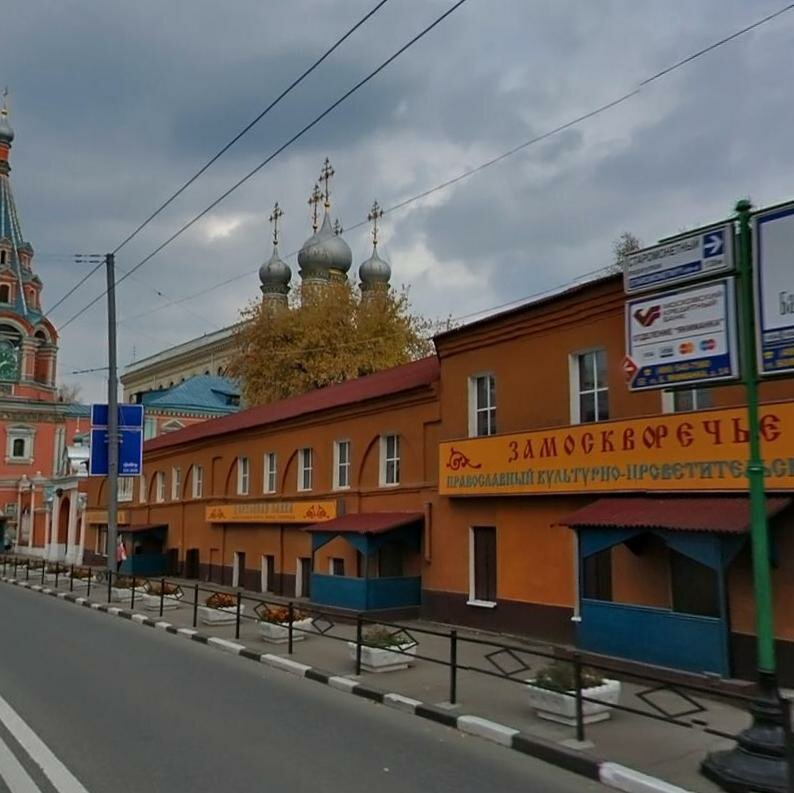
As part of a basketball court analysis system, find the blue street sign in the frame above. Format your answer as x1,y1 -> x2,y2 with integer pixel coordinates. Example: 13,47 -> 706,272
90,403 -> 144,429
623,223 -> 734,294
89,428 -> 143,477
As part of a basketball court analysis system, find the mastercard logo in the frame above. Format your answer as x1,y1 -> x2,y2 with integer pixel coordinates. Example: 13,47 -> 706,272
700,338 -> 716,351
679,341 -> 695,354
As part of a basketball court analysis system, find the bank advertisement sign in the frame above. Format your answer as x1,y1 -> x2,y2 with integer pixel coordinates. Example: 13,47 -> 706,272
754,201 -> 794,376
624,278 -> 739,391
205,500 -> 337,524
439,401 -> 794,496
623,224 -> 733,294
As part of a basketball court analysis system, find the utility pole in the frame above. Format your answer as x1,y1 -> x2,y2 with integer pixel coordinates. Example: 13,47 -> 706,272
105,253 -> 118,574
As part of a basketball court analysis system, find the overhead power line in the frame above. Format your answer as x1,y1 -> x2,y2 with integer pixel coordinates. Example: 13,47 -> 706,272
47,0 -> 392,317
57,0 -> 471,332
114,2 -> 794,330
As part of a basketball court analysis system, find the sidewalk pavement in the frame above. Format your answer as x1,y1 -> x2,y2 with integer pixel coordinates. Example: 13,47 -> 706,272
4,563 -> 753,793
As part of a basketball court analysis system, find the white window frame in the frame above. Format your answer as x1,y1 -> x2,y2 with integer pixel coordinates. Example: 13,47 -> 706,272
467,526 -> 497,609
171,466 -> 181,501
6,425 -> 34,464
569,347 -> 609,425
155,471 -> 166,503
468,373 -> 496,438
192,465 -> 204,499
143,416 -> 157,440
661,387 -> 714,414
118,477 -> 134,503
333,439 -> 351,490
379,434 -> 400,487
237,456 -> 250,496
298,448 -> 313,492
263,452 -> 277,494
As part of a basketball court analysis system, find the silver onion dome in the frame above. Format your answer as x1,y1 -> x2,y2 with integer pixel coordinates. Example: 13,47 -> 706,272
259,245 -> 291,295
359,243 -> 391,290
298,212 -> 352,279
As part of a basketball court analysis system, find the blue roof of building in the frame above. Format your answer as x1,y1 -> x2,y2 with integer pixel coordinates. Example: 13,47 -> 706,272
141,375 -> 240,415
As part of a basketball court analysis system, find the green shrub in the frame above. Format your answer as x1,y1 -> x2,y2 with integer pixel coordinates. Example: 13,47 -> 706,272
361,626 -> 412,649
531,660 -> 604,693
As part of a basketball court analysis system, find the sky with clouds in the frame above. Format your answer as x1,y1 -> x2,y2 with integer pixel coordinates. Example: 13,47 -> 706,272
3,0 -> 794,401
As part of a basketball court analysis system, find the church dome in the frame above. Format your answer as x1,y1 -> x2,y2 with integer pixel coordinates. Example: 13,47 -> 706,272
298,211 -> 352,279
259,244 -> 291,295
359,244 -> 391,290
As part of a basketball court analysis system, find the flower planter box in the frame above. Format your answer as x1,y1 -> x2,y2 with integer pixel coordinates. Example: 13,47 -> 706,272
141,593 -> 183,611
347,642 -> 417,673
198,604 -> 246,625
257,618 -> 313,644
110,586 -> 147,603
525,679 -> 621,725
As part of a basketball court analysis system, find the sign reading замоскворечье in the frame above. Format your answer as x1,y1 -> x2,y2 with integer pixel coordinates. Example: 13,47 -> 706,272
754,201 -> 794,376
623,223 -> 734,295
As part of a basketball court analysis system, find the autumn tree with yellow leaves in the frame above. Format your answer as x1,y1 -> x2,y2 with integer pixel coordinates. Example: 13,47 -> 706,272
228,282 -> 434,406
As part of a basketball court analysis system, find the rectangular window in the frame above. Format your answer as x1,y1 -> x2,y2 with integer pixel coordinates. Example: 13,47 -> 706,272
333,440 -> 351,489
571,349 -> 609,424
470,526 -> 497,604
155,471 -> 165,503
582,548 -> 613,601
192,465 -> 204,499
330,558 -> 345,576
469,374 -> 496,437
171,466 -> 181,500
118,477 -> 134,503
237,456 -> 250,495
664,387 -> 715,413
670,550 -> 719,617
298,448 -> 313,491
263,452 -> 277,494
380,434 -> 400,486
143,417 -> 157,440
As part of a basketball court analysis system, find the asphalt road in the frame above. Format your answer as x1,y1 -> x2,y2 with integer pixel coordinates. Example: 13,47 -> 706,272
0,584 -> 605,793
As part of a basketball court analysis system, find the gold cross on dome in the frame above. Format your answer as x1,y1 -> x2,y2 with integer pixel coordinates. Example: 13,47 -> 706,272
269,201 -> 284,246
1,88 -> 8,116
368,200 -> 383,246
319,157 -> 335,208
333,219 -> 343,236
308,183 -> 323,232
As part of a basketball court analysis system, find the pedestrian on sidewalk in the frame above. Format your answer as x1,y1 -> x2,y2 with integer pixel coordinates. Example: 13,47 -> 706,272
116,537 -> 127,572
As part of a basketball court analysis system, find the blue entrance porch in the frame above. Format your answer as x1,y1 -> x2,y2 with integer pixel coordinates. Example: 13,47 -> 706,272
118,524 -> 168,577
305,512 -> 423,611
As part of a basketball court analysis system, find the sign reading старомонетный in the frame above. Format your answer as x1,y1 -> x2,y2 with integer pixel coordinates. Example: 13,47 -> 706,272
754,201 -> 794,376
439,402 -> 794,496
205,500 -> 337,523
624,278 -> 739,391
623,223 -> 733,295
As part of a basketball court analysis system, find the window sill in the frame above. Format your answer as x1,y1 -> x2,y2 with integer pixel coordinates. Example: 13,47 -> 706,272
466,599 -> 497,609
332,485 -> 351,492
379,482 -> 400,489
6,458 -> 33,465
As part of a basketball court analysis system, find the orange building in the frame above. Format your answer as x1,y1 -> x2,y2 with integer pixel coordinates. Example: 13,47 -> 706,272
84,357 -> 439,610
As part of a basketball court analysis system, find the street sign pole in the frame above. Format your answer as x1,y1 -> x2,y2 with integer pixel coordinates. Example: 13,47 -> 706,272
702,200 -> 791,793
105,253 -> 119,575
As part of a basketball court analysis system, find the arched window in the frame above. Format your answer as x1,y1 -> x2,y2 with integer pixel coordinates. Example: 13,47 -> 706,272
0,250 -> 6,265
0,284 -> 9,303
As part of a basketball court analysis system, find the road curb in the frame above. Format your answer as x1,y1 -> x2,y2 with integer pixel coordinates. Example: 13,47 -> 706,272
0,574 -> 695,793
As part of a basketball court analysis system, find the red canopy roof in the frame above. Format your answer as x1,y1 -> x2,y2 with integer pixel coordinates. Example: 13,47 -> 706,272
558,497 -> 792,534
303,512 -> 424,535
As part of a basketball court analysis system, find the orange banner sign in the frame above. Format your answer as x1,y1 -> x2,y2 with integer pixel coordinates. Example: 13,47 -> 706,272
205,500 -> 337,524
86,510 -> 129,524
440,401 -> 794,496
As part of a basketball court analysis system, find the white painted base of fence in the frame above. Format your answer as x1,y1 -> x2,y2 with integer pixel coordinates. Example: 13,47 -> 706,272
525,679 -> 621,725
198,605 -> 246,625
257,618 -> 312,643
347,642 -> 417,672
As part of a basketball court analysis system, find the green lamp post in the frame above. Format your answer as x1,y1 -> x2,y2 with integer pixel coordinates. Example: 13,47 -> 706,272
701,200 -> 792,793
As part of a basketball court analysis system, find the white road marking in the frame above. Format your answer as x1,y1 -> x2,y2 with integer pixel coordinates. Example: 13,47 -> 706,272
0,692 -> 91,793
0,733 -> 41,793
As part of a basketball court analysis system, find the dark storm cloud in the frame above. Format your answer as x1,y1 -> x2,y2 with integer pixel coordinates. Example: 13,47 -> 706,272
1,0 -> 792,397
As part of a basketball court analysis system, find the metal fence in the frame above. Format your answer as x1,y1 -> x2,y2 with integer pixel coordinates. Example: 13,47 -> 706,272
0,555 -> 773,747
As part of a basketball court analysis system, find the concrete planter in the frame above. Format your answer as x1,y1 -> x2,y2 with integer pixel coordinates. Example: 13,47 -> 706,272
198,604 -> 246,625
257,618 -> 313,644
525,678 -> 621,725
141,593 -> 183,611
347,642 -> 417,673
110,586 -> 147,603
68,576 -> 94,589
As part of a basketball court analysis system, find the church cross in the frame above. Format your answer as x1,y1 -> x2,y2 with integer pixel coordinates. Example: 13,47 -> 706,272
368,200 -> 383,246
269,201 -> 284,246
308,183 -> 323,232
319,157 -> 335,208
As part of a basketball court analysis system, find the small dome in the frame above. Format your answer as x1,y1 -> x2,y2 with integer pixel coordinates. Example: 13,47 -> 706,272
298,212 -> 352,279
359,244 -> 391,290
259,245 -> 291,295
